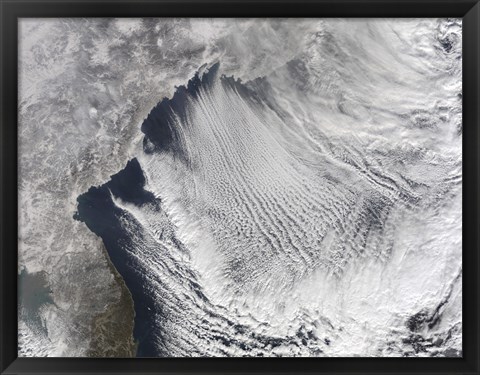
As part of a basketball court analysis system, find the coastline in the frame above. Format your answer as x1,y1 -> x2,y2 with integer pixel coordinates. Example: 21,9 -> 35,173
87,243 -> 137,358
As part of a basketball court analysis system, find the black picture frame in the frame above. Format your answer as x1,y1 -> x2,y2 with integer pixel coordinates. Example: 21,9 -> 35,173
1,0 -> 478,374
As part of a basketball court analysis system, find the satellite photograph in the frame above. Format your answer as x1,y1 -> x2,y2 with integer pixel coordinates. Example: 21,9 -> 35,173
18,18 -> 462,357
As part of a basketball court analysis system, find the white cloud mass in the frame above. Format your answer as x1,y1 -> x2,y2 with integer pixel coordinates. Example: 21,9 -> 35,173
18,18 -> 462,357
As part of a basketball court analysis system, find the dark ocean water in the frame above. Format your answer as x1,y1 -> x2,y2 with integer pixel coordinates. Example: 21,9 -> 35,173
74,158 -> 164,357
